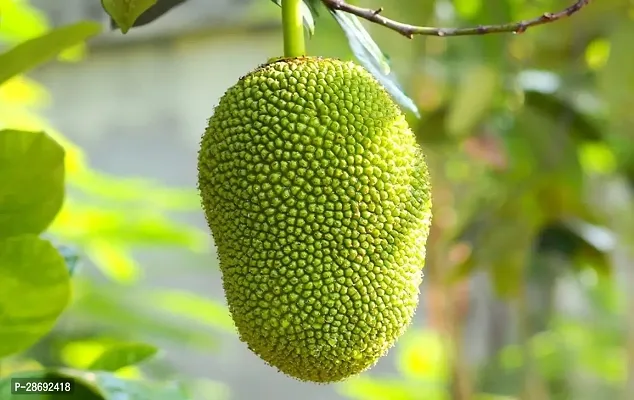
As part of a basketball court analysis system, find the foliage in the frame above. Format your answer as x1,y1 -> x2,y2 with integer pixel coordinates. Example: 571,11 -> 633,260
0,1 -> 228,398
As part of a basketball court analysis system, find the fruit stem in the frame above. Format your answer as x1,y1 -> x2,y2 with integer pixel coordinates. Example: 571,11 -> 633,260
281,0 -> 306,58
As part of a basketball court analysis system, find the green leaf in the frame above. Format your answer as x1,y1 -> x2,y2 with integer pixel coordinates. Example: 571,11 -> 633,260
0,130 -> 65,238
339,376 -> 447,400
0,0 -> 50,43
88,342 -> 159,372
523,91 -> 602,143
0,235 -> 71,357
108,0 -> 189,31
70,281 -> 220,349
446,64 -> 499,136
597,19 -> 634,130
146,289 -> 235,333
269,0 -> 317,37
0,369 -> 192,400
70,369 -> 192,400
0,21 -> 102,86
102,0 -> 158,34
329,10 -> 420,117
456,191 -> 545,298
396,330 -> 449,382
506,104 -> 587,221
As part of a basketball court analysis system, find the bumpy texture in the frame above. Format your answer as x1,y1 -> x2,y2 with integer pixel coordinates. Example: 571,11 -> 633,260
197,57 -> 432,383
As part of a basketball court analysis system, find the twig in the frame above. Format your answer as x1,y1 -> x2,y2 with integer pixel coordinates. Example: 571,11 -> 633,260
321,0 -> 592,38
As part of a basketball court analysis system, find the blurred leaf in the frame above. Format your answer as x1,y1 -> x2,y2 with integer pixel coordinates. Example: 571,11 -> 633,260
85,239 -> 142,283
0,21 -> 102,86
51,200 -> 209,251
475,0 -> 511,64
597,19 -> 634,130
0,369 -> 192,400
339,376 -> 447,400
269,0 -> 317,37
71,170 -> 201,211
0,130 -> 64,238
566,219 -> 615,275
396,330 -> 450,382
474,396 -> 517,400
0,75 -> 50,108
0,235 -> 70,357
61,339 -> 118,369
415,107 -> 450,146
503,103 -> 587,221
70,369 -> 192,400
0,370 -> 101,399
71,281 -> 219,349
108,0 -> 189,32
103,0 -> 157,34
457,191 -> 544,298
183,378 -> 230,400
577,142 -> 617,175
147,289 -> 235,333
454,0 -> 482,19
58,43 -> 88,63
446,64 -> 498,136
88,342 -> 159,372
585,38 -> 611,71
0,0 -> 49,43
0,107 -> 89,177
523,91 -> 602,142
328,10 -> 420,117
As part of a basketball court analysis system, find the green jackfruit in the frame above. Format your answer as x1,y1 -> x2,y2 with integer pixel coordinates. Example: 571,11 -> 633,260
197,57 -> 432,383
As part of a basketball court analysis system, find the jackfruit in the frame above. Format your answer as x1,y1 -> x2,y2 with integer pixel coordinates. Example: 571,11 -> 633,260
197,57 -> 432,383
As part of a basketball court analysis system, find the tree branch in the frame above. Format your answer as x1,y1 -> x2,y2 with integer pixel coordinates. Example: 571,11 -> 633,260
321,0 -> 592,38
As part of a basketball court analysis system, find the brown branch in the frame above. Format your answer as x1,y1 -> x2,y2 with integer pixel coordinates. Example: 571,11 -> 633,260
321,0 -> 592,38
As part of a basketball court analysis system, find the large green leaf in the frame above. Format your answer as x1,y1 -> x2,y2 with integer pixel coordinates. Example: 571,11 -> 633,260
88,342 -> 159,372
0,21 -> 101,86
102,0 -> 158,34
0,130 -> 65,238
0,235 -> 71,357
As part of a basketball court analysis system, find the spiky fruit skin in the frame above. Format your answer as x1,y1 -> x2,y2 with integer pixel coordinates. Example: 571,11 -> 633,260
197,57 -> 432,383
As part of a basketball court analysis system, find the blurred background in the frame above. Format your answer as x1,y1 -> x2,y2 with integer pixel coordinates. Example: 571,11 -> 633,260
0,0 -> 631,399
